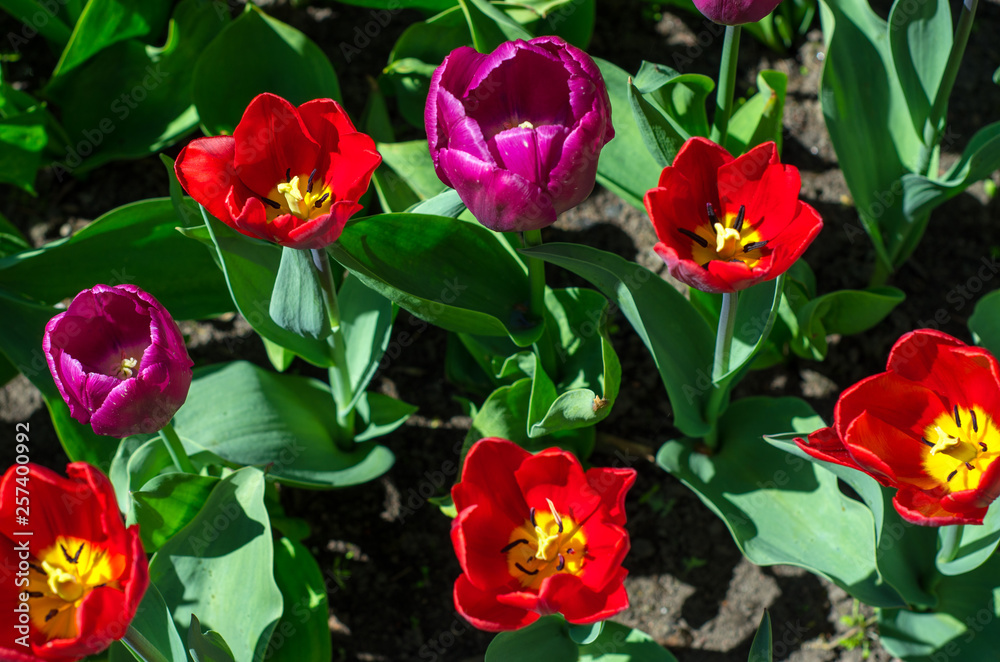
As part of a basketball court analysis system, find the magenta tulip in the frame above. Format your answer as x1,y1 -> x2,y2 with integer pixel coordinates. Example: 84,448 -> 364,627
43,284 -> 193,437
425,36 -> 614,233
693,0 -> 784,25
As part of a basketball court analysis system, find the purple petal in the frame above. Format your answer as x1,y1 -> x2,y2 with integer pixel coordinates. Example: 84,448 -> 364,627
489,125 -> 568,188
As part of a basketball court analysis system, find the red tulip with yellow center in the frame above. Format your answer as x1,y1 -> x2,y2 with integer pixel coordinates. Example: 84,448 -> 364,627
796,329 -> 1000,525
451,438 -> 635,631
174,92 -> 381,249
1,463 -> 148,660
645,137 -> 823,294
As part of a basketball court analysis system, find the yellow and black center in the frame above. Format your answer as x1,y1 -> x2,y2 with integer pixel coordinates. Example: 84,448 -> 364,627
679,203 -> 768,269
502,498 -> 587,590
261,168 -> 333,222
922,404 -> 1000,491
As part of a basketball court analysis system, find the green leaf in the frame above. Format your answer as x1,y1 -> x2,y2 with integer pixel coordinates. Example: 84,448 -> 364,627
118,582 -> 188,662
266,537 -> 332,662
269,247 -> 329,341
340,273 -> 396,412
329,213 -> 543,346
934,502 -> 1000,576
353,390 -> 418,442
725,70 -> 787,155
627,76 -> 685,167
518,0 -> 595,47
631,61 -> 713,139
409,188 -> 467,217
578,620 -> 679,661
109,435 -> 173,514
569,621 -> 603,645
149,468 -> 282,662
129,472 -> 220,553
192,6 -> 341,136
594,57 -> 662,210
748,611 -> 772,662
201,208 -> 335,367
969,289 -> 1000,357
172,362 -> 396,488
0,0 -> 73,44
887,0 -> 951,138
716,276 -> 784,384
658,396 -> 907,608
0,108 -> 47,193
523,243 -> 715,438
377,139 -> 445,200
463,0 -> 532,51
793,286 -> 905,360
187,615 -> 237,662
485,615 -> 577,662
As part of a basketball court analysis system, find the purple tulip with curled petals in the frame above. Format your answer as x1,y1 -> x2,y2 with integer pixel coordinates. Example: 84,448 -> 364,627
43,284 -> 193,438
693,0 -> 784,25
425,36 -> 614,233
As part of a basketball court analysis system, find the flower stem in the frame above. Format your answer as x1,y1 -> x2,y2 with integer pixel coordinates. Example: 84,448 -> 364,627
121,624 -> 171,662
159,423 -> 195,474
709,25 -> 742,147
938,524 -> 964,564
310,248 -> 355,449
712,291 -> 739,380
522,230 -> 557,378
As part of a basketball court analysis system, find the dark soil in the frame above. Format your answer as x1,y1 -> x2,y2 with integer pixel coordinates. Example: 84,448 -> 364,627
3,1 -> 1000,661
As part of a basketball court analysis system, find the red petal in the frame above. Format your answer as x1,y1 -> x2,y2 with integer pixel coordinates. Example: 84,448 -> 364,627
834,372 -> 944,442
794,426 -> 857,468
232,93 -> 319,196
538,567 -> 629,624
893,488 -> 987,526
584,467 -> 636,528
652,242 -> 738,294
843,411 -> 939,490
515,448 -> 602,527
454,574 -> 538,632
453,438 -> 530,516
716,142 -> 790,232
762,201 -> 823,278
319,132 -> 382,204
451,504 -> 521,592
174,136 -> 253,226
668,137 -> 730,212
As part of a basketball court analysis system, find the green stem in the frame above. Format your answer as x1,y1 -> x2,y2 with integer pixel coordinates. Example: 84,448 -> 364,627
916,0 -> 978,177
120,624 -> 171,662
310,248 -> 355,449
938,524 -> 963,564
703,292 -> 739,450
522,230 -> 557,378
159,423 -> 195,474
709,25 -> 742,147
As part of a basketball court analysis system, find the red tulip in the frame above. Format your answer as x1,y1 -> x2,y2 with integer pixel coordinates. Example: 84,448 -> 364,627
451,438 -> 635,631
174,93 -> 381,249
0,463 -> 148,660
796,330 -> 1000,526
645,137 -> 822,294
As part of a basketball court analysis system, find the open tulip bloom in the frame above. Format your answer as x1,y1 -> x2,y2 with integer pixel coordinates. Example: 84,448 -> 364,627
646,137 -> 823,294
796,330 -> 1000,526
451,438 -> 635,631
174,93 -> 381,249
0,463 -> 148,660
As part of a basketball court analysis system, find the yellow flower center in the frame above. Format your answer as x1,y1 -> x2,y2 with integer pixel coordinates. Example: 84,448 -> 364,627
115,356 -> 138,379
922,405 -> 1000,491
25,536 -> 124,641
263,168 -> 333,222
503,498 -> 587,589
682,203 -> 769,269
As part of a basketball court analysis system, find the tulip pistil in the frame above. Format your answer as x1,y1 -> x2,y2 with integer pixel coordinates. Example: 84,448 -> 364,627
504,500 -> 588,589
686,204 -> 767,268
268,169 -> 334,222
115,355 -> 139,380
922,405 -> 1000,490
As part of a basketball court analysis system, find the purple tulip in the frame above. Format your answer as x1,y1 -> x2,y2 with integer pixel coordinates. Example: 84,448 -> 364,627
693,0 -> 784,25
425,36 -> 614,233
43,284 -> 193,438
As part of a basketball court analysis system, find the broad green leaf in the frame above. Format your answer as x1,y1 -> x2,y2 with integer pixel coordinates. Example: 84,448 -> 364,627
658,396 -> 907,608
44,0 -> 229,171
0,209 -> 30,258
594,57 -> 662,210
110,435 -> 173,514
129,472 -> 220,553
353,390 -> 418,442
934,502 -> 1000,576
568,621 -> 603,645
339,273 -> 396,412
524,243 -> 714,438
115,583 -> 187,662
0,108 -> 47,193
269,247 -> 329,341
631,61 -> 713,139
485,615 -> 577,662
266,537 -> 332,662
627,76 -> 685,167
578,621 -> 679,661
749,611 -> 772,662
0,0 -> 73,43
514,0 -> 595,47
0,197 -> 230,320
409,188 -> 467,217
329,213 -> 543,346
464,0 -> 532,51
969,289 -> 1000,357
887,0 -> 951,138
149,468 -> 282,662
377,139 -> 445,200
725,70 -> 787,155
172,362 -> 396,488
201,209 -> 335,367
331,0 -> 455,9
192,6 -> 341,136
793,286 -> 905,360
187,615 -> 237,662
716,276 -> 784,384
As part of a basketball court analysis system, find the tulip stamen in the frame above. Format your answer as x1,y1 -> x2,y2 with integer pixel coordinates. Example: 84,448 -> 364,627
955,405 -> 961,428
743,240 -> 769,253
530,507 -> 537,527
61,543 -> 84,565
501,539 -> 529,553
546,498 -> 563,533
260,197 -> 281,210
981,442 -> 989,452
556,554 -> 566,571
706,203 -> 719,229
948,470 -> 958,482
971,409 -> 978,432
307,169 -> 317,194
45,609 -> 59,622
679,228 -> 708,248
26,591 -> 43,598
921,437 -> 935,447
285,168 -> 291,183
515,563 -> 538,576
314,192 -> 330,208
733,205 -> 746,232
29,563 -> 46,576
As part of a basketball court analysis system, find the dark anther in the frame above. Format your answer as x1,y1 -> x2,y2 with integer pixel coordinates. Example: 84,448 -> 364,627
26,591 -> 43,598
566,548 -> 575,555
530,507 -> 537,527
515,563 -> 539,576
285,168 -> 291,183
733,205 -> 746,232
706,203 -> 719,229
980,442 -> 989,452
971,409 -> 978,432
314,192 -> 330,208
679,228 -> 708,248
966,462 -> 975,470
947,470 -> 958,482
61,543 -> 84,564
307,169 -> 317,193
552,509 -> 563,533
45,609 -> 59,622
556,554 -> 566,571
955,405 -> 961,428
743,240 -> 769,253
920,437 -> 935,447
501,539 -> 529,554
29,563 -> 46,575
260,197 -> 281,210
701,261 -> 711,270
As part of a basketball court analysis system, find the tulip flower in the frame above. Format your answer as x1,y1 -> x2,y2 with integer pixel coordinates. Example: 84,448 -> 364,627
645,137 -> 822,294
0,462 -> 148,660
174,93 -> 381,249
425,36 -> 614,233
451,438 -> 635,631
693,0 -> 785,26
796,329 -> 1000,526
44,284 -> 193,438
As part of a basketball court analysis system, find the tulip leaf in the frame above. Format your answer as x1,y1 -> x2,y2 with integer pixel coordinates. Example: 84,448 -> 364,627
792,286 -> 905,360
485,615 -> 578,662
173,361 -> 398,488
0,198 -> 231,320
593,57 -> 662,210
409,188 -> 467,218
269,247 -> 330,341
377,139 -> 445,201
523,242 -> 714,438
0,106 -> 48,194
749,611 -> 773,662
329,213 -> 544,347
265,537 -> 332,662
187,615 -> 237,662
462,0 -> 532,53
201,208 -> 336,368
129,472 -> 221,553
110,435 -> 173,514
340,273 -> 396,413
110,582 -> 188,662
969,290 -> 1000,357
887,0 -> 951,139
192,6 -> 341,136
0,0 -> 73,44
568,621 -> 603,645
934,502 -> 1000,577
658,396 -> 908,609
353,390 -> 418,443
725,69 -> 787,156
149,468 -> 282,662
578,621 -> 679,661
627,76 -> 686,167
715,275 -> 784,384
631,61 -> 713,140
